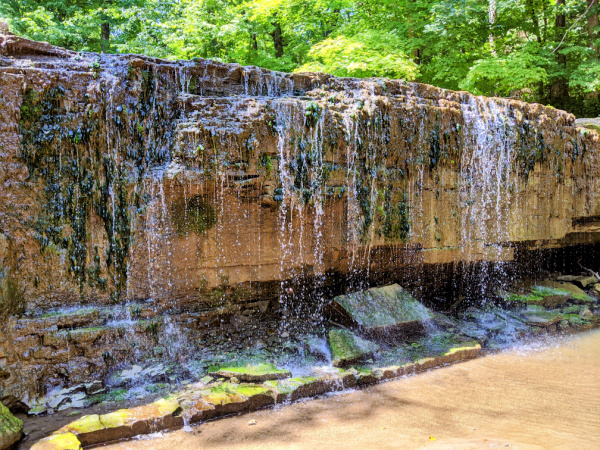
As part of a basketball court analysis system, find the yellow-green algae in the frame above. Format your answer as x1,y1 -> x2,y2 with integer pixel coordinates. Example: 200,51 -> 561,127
210,362 -> 290,380
200,383 -> 272,406
99,397 -> 181,428
263,376 -> 319,395
60,413 -> 104,435
30,432 -> 82,450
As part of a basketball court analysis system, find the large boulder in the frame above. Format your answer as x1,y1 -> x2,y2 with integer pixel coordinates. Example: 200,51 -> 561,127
0,402 -> 22,449
326,284 -> 432,340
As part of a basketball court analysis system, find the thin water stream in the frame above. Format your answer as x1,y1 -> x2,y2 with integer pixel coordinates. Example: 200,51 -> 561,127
105,329 -> 600,449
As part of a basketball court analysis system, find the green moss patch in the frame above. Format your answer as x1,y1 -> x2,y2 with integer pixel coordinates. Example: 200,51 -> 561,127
209,362 -> 291,382
0,402 -> 23,449
329,284 -> 431,341
328,328 -> 379,367
30,431 -> 82,450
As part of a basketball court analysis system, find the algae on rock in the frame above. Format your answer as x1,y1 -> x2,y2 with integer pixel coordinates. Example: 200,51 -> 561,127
328,284 -> 432,340
0,402 -> 23,450
328,328 -> 379,367
209,362 -> 291,382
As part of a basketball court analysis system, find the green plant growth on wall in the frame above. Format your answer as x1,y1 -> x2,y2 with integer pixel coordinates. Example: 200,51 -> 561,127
170,195 -> 219,236
382,188 -> 410,242
17,71 -> 170,302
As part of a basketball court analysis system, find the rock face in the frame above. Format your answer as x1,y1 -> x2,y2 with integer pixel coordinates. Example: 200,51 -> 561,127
1,33 -> 600,400
0,402 -> 22,449
328,284 -> 432,339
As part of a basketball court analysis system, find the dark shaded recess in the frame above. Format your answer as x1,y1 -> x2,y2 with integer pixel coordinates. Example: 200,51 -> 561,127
263,242 -> 600,331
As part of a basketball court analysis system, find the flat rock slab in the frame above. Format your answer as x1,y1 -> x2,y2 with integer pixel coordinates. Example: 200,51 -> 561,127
328,329 -> 379,367
327,284 -> 432,340
209,362 -> 291,382
52,397 -> 182,447
0,402 -> 23,450
179,383 -> 274,423
29,342 -> 482,449
264,368 -> 355,402
556,275 -> 598,288
30,432 -> 82,450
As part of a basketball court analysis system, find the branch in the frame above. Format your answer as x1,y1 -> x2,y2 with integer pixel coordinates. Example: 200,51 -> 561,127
577,259 -> 600,282
552,2 -> 595,54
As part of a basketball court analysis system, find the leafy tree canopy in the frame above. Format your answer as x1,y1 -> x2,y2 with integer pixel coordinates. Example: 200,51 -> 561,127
1,0 -> 599,116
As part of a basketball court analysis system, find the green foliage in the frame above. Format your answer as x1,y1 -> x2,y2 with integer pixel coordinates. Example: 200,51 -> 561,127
460,45 -> 550,98
298,31 -> 418,80
2,0 -> 599,116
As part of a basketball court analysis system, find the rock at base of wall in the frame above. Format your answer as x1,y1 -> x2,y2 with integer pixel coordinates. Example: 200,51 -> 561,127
0,402 -> 23,449
327,284 -> 432,341
209,363 -> 291,382
328,329 -> 379,367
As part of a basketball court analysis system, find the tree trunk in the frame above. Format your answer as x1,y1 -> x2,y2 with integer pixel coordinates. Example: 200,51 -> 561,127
489,0 -> 497,56
100,0 -> 112,53
589,0 -> 599,56
101,22 -> 110,53
251,33 -> 258,51
526,0 -> 542,43
271,21 -> 284,58
412,48 -> 421,65
551,0 -> 568,100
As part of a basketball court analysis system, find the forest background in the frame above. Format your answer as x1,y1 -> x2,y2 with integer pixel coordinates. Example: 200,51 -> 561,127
2,0 -> 599,117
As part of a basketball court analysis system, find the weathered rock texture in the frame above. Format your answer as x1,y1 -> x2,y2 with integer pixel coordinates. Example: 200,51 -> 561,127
1,34 -> 600,400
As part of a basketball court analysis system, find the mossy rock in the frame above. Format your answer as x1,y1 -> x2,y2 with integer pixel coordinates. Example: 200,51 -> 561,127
263,376 -> 323,402
0,402 -> 23,449
540,281 -> 594,304
328,284 -> 431,340
562,314 -> 590,326
30,432 -> 82,450
209,362 -> 291,382
57,397 -> 183,447
328,328 -> 379,367
502,282 -> 592,308
181,383 -> 274,423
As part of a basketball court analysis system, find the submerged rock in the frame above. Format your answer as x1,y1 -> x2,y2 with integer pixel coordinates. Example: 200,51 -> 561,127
328,329 -> 379,367
327,284 -> 432,340
0,402 -> 22,449
209,363 -> 291,382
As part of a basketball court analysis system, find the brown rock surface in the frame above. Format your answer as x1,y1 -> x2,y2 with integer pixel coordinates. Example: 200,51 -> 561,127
0,33 -> 599,401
